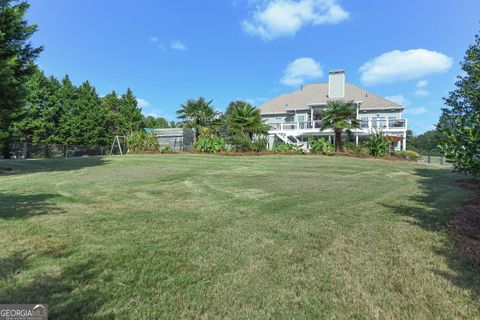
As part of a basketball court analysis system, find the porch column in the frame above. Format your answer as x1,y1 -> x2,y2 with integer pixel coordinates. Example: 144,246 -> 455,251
403,135 -> 407,151
310,107 -> 314,122
355,135 -> 359,146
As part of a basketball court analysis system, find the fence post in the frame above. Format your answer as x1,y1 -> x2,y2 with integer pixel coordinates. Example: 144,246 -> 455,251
45,144 -> 49,158
23,142 -> 28,159
428,151 -> 431,163
64,144 -> 68,158
440,156 -> 443,165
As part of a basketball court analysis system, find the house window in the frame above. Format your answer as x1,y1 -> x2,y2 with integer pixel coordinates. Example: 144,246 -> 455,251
388,115 -> 396,127
361,116 -> 368,128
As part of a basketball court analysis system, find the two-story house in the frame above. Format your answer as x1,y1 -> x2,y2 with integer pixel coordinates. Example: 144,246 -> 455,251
259,70 -> 408,151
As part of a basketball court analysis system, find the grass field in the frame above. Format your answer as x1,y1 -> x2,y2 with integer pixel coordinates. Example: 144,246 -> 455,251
1,154 -> 479,319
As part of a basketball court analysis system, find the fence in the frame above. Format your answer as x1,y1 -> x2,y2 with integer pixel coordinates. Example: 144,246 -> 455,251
3,142 -> 107,159
419,155 -> 452,167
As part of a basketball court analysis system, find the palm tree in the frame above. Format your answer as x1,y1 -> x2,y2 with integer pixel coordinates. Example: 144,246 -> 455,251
176,97 -> 219,136
227,102 -> 269,138
321,100 -> 360,152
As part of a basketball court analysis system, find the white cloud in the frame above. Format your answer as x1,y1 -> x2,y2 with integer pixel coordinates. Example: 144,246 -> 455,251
148,37 -> 159,43
136,98 -> 150,108
281,57 -> 323,86
170,40 -> 188,51
242,0 -> 349,40
359,49 -> 453,86
404,106 -> 428,115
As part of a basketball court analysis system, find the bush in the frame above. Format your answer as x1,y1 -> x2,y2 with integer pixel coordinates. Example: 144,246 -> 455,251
364,133 -> 391,157
344,144 -> 370,156
126,131 -> 159,153
272,143 -> 302,153
395,150 -> 421,161
308,137 -> 334,154
229,133 -> 268,152
252,136 -> 268,152
232,132 -> 253,152
195,136 -> 226,153
160,145 -> 173,153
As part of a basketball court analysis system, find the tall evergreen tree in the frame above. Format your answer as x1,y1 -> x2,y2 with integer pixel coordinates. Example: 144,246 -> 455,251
11,70 -> 63,143
75,81 -> 107,145
117,88 -> 143,135
0,0 -> 43,156
58,75 -> 79,144
102,90 -> 121,136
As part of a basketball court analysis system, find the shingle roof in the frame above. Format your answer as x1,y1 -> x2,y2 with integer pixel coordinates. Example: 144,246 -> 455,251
259,83 -> 402,114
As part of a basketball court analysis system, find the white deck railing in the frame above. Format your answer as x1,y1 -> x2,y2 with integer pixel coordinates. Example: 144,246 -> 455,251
268,119 -> 407,132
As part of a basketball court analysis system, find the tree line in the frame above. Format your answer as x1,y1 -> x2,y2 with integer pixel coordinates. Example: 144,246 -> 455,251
0,0 -> 172,157
8,69 -> 174,147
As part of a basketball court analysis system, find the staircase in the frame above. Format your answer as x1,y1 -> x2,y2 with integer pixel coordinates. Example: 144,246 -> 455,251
275,133 -> 307,150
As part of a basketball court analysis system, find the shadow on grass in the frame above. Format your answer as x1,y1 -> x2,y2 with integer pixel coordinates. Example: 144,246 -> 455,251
383,167 -> 480,299
0,193 -> 63,219
0,156 -> 109,176
0,252 -> 110,319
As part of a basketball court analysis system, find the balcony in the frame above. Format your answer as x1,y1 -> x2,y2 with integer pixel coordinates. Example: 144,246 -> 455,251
268,119 -> 407,133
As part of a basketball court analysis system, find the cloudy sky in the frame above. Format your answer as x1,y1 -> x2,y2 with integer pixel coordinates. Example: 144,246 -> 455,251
28,0 -> 479,133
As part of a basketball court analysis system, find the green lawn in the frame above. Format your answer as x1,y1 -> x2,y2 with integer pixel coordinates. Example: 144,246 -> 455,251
1,154 -> 479,319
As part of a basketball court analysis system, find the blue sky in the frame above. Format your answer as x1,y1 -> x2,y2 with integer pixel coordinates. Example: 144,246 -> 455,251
27,0 -> 480,134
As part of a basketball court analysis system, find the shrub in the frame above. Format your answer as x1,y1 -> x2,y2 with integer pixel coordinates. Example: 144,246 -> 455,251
232,132 -> 253,152
396,150 -> 421,161
126,131 -> 159,153
272,143 -> 302,153
160,145 -> 173,153
308,137 -> 334,154
251,136 -> 268,152
344,144 -> 370,156
364,133 -> 391,157
195,136 -> 226,153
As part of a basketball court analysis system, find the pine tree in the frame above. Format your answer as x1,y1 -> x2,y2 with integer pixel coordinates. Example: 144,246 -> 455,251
75,81 -> 107,145
117,88 -> 143,135
0,0 -> 43,156
102,90 -> 121,137
11,70 -> 63,143
58,75 -> 80,144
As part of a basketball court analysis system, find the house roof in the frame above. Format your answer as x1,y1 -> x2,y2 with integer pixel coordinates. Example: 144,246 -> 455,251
259,83 -> 402,114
